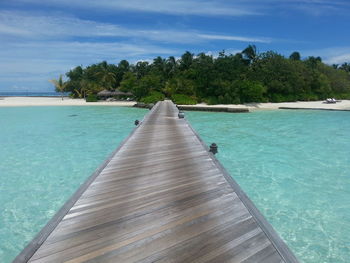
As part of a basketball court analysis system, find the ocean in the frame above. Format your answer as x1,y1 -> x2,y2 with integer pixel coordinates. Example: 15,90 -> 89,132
187,109 -> 350,263
0,91 -> 68,97
0,106 -> 349,262
0,106 -> 146,262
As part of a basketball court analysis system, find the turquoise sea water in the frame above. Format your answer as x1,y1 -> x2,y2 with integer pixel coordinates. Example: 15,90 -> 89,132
0,106 -> 146,262
1,107 -> 349,263
0,91 -> 66,97
186,110 -> 350,263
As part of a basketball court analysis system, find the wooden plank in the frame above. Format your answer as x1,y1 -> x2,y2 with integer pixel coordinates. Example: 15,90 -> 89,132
30,193 -> 241,260
14,100 -> 298,263
31,196 -> 243,262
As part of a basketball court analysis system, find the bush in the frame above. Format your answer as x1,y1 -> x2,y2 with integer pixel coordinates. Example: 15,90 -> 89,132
308,94 -> 321,101
171,94 -> 197,105
140,91 -> 165,104
238,80 -> 266,103
283,94 -> 297,102
270,93 -> 298,102
337,93 -> 350,100
204,96 -> 219,105
86,94 -> 98,102
297,93 -> 319,101
270,93 -> 285,103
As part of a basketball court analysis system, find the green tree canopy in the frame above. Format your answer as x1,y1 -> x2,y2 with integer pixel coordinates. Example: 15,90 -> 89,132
62,45 -> 350,103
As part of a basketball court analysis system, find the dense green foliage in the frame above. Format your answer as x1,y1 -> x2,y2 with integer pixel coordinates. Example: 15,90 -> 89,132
85,94 -> 98,102
139,91 -> 165,104
171,94 -> 197,105
62,46 -> 350,104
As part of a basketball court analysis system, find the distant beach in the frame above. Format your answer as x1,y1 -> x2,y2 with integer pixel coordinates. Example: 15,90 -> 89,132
0,97 -> 136,107
1,96 -> 350,111
186,100 -> 350,111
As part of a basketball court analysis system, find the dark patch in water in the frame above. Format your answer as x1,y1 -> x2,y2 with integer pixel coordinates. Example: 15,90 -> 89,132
68,114 -> 78,117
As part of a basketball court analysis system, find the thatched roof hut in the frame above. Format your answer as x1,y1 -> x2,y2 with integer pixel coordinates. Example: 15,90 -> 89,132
111,90 -> 133,96
97,89 -> 112,97
97,89 -> 133,98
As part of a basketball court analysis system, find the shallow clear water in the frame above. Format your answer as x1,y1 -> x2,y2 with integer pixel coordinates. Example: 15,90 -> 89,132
0,106 -> 146,262
0,91 -> 65,96
186,110 -> 350,263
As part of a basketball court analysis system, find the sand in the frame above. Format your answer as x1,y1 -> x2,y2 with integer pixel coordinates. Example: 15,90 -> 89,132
184,100 -> 350,111
0,97 -> 136,107
1,97 -> 350,111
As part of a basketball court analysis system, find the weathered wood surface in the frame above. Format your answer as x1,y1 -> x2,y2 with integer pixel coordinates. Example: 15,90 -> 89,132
15,100 -> 298,263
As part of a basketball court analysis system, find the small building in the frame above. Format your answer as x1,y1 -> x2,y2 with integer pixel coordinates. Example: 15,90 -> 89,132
97,89 -> 133,100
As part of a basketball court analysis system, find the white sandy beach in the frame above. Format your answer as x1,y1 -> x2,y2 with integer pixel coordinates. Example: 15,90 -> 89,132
1,96 -> 350,111
185,100 -> 350,111
0,97 -> 137,107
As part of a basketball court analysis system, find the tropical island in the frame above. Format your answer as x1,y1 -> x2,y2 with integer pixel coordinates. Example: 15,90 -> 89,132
56,45 -> 350,105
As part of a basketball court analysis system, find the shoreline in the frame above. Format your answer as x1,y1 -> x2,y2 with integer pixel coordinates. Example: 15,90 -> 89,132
0,97 -> 350,111
0,97 -> 137,107
179,100 -> 350,112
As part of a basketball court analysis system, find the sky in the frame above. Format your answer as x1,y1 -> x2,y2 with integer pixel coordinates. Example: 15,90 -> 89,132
0,0 -> 350,92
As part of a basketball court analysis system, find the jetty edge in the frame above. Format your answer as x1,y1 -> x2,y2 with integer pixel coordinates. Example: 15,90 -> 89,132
14,100 -> 298,263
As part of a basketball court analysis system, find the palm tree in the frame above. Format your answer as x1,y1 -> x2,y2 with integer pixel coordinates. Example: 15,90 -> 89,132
166,56 -> 177,78
49,75 -> 67,100
74,87 -> 87,99
95,69 -> 116,91
179,51 -> 194,70
242,45 -> 257,64
289,51 -> 301,61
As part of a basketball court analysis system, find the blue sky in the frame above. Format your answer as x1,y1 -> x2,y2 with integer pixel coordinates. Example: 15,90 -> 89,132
1,0 -> 350,92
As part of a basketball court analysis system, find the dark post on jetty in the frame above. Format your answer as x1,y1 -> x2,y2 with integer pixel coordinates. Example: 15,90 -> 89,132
14,100 -> 298,263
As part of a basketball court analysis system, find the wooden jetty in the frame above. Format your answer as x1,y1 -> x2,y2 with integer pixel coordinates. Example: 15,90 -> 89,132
14,100 -> 298,263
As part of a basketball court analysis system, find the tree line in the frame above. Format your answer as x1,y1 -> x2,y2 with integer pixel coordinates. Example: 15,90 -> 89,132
59,45 -> 350,104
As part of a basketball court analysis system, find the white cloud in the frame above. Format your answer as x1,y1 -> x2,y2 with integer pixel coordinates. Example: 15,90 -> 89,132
265,0 -> 350,15
0,11 -> 125,38
0,24 -> 31,36
81,0 -> 258,16
324,53 -> 350,65
0,11 -> 271,44
12,0 -> 350,18
0,9 -> 274,91
203,49 -> 242,59
16,0 -> 258,16
0,40 -> 177,72
198,34 -> 271,43
0,40 -> 178,90
303,47 -> 350,64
